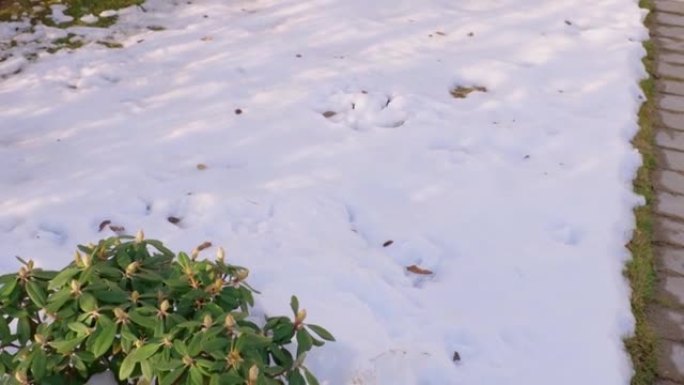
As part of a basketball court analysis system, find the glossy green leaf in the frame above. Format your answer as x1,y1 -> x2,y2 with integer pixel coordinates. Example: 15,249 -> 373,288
25,281 -> 47,308
129,343 -> 162,362
160,366 -> 186,385
189,366 -> 204,385
287,369 -> 306,385
306,324 -> 335,342
296,329 -> 313,358
48,267 -> 80,291
290,296 -> 299,314
49,336 -> 85,354
45,288 -> 72,313
17,316 -> 31,344
30,349 -> 47,381
118,353 -> 137,380
78,292 -> 97,312
303,368 -> 320,385
91,315 -> 116,358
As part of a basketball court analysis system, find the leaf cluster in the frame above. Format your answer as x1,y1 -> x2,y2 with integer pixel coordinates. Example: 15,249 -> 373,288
0,235 -> 333,385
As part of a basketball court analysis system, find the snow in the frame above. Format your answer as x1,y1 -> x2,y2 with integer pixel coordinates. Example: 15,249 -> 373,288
0,0 -> 647,384
49,4 -> 74,24
80,14 -> 100,24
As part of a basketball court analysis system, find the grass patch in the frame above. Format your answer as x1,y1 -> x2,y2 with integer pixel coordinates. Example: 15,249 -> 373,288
449,85 -> 487,99
624,1 -> 658,384
0,0 -> 142,26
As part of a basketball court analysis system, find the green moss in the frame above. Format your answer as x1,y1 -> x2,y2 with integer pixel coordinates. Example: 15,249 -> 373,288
624,1 -> 658,385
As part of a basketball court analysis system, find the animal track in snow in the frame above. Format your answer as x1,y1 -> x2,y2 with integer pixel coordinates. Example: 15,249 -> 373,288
318,89 -> 408,131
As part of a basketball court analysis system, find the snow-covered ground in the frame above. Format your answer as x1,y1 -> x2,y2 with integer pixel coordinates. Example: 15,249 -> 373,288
0,0 -> 648,384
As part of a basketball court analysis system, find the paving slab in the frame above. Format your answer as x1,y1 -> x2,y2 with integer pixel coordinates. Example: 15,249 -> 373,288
655,215 -> 684,247
658,37 -> 684,52
657,11 -> 684,27
662,94 -> 684,112
658,340 -> 684,383
656,1 -> 684,15
659,63 -> 684,81
663,80 -> 684,96
656,25 -> 684,41
657,190 -> 684,219
656,129 -> 684,151
657,170 -> 684,195
662,52 -> 684,66
664,275 -> 684,306
652,304 -> 684,341
658,246 -> 684,276
662,148 -> 684,173
659,110 -> 684,131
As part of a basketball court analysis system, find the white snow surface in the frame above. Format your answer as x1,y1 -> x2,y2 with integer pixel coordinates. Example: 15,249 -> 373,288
0,0 -> 647,384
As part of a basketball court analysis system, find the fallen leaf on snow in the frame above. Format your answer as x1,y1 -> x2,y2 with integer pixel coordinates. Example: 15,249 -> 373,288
406,265 -> 433,275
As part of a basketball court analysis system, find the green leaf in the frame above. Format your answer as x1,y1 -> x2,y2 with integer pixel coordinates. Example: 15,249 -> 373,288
287,369 -> 306,385
160,366 -> 187,385
272,322 -> 295,343
17,316 -> 31,344
290,296 -> 299,314
30,349 -> 47,381
306,324 -> 335,342
0,278 -> 17,298
68,322 -> 91,335
155,358 -> 183,371
25,281 -> 47,308
45,288 -> 72,313
78,292 -> 98,312
0,317 -> 10,344
91,315 -> 116,358
140,359 -> 153,381
129,343 -> 162,362
119,353 -> 137,380
173,340 -> 189,356
189,366 -> 204,385
269,345 -> 293,367
296,329 -> 313,358
49,336 -> 85,354
48,267 -> 80,290
129,308 -> 158,330
218,372 -> 244,385
30,270 -> 58,280
303,368 -> 320,385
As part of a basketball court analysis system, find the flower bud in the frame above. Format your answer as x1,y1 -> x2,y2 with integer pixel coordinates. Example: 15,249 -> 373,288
135,229 -> 145,243
203,314 -> 213,328
248,365 -> 259,383
125,261 -> 140,276
82,253 -> 92,268
131,291 -> 141,303
70,280 -> 82,295
160,299 -> 170,313
14,371 -> 28,385
190,248 -> 200,260
34,334 -> 45,345
114,307 -> 128,323
235,268 -> 249,281
224,314 -> 235,330
295,309 -> 307,324
216,247 -> 225,262
74,251 -> 83,267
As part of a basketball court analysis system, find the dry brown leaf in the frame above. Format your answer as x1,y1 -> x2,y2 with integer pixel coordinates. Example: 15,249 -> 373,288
98,220 -> 112,232
197,163 -> 208,170
406,265 -> 433,275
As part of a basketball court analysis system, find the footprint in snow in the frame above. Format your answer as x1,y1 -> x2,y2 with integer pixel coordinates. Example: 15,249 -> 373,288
318,89 -> 408,131
549,221 -> 582,246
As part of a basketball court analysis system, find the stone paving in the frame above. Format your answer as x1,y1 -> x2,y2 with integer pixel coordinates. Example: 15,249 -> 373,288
651,1 -> 684,384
